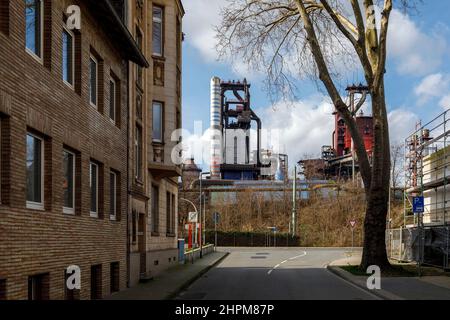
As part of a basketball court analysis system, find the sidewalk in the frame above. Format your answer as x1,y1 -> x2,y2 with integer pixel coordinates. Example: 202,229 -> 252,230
327,253 -> 450,300
107,251 -> 229,300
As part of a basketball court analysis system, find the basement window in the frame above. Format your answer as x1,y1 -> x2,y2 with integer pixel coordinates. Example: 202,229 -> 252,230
28,273 -> 49,300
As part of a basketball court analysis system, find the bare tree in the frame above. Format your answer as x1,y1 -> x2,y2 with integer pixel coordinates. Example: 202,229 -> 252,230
216,0 -> 419,269
391,142 -> 405,193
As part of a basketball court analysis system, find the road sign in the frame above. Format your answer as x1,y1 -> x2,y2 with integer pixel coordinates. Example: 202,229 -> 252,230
188,211 -> 198,223
413,196 -> 424,213
350,220 -> 357,228
213,212 -> 220,224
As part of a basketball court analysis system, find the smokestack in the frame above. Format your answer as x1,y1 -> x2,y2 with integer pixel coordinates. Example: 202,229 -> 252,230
210,77 -> 222,179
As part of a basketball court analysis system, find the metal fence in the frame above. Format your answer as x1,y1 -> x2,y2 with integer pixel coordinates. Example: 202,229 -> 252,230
387,226 -> 450,269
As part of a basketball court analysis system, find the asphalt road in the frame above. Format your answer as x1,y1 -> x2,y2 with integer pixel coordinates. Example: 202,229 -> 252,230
176,247 -> 378,300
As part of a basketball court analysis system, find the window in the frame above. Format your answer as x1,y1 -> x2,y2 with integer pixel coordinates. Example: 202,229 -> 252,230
26,133 -> 44,210
135,125 -> 142,181
151,185 -> 159,234
0,279 -> 6,300
171,194 -> 175,234
90,162 -> 98,217
136,27 -> 143,87
62,28 -> 74,86
132,210 -> 137,244
166,192 -> 175,235
25,0 -> 43,60
152,6 -> 163,56
28,273 -> 49,300
110,171 -> 117,220
63,149 -> 75,214
90,265 -> 102,300
109,78 -> 116,122
64,270 -> 80,300
166,192 -> 171,234
110,262 -> 120,294
89,55 -> 98,106
152,102 -> 163,143
0,1 -> 10,35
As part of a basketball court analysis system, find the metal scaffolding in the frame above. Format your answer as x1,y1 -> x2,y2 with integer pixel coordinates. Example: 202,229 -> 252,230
388,109 -> 450,269
404,110 -> 450,227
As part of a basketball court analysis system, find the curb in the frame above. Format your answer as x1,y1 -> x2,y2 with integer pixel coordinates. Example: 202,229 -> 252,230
165,252 -> 230,300
326,265 -> 404,300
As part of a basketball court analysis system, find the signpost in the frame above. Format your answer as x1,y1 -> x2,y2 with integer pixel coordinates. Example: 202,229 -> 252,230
413,196 -> 424,214
413,196 -> 425,276
349,220 -> 357,253
213,212 -> 220,251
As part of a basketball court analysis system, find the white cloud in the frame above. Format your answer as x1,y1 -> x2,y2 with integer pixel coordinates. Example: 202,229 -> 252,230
183,0 -> 222,62
388,10 -> 448,76
440,95 -> 450,110
256,95 -> 335,163
414,73 -> 450,107
388,109 -> 420,144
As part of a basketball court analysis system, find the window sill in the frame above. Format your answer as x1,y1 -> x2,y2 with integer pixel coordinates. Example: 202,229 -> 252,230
151,231 -> 160,237
63,207 -> 75,215
26,48 -> 43,65
152,55 -> 165,61
90,212 -> 99,218
63,80 -> 75,90
166,233 -> 176,238
27,202 -> 45,211
110,215 -> 117,221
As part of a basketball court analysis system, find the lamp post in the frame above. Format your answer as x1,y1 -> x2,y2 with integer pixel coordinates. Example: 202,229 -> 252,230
199,172 -> 210,258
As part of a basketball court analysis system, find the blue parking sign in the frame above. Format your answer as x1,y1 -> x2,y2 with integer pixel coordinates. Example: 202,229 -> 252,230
413,196 -> 424,213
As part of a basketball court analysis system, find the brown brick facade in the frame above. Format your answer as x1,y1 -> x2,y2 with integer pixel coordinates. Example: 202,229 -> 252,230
0,0 -> 144,300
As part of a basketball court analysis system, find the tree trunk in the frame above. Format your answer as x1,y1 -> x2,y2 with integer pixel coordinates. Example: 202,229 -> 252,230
360,85 -> 391,270
361,187 -> 391,269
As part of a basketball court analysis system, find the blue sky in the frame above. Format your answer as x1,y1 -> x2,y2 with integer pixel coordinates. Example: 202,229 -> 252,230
181,1 -> 450,168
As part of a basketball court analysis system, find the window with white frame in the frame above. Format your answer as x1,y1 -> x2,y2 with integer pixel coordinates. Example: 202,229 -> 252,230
90,162 -> 98,217
109,78 -> 116,123
152,6 -> 163,56
109,171 -> 117,220
63,149 -> 75,214
89,55 -> 98,107
62,28 -> 74,87
25,0 -> 44,60
26,132 -> 44,209
152,102 -> 163,143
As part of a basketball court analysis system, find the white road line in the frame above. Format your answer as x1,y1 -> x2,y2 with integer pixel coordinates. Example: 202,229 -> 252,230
267,251 -> 307,275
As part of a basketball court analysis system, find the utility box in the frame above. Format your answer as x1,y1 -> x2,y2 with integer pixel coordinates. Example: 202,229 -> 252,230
178,239 -> 185,264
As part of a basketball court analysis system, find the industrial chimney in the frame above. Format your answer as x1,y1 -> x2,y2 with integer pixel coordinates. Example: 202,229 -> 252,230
210,77 -> 222,179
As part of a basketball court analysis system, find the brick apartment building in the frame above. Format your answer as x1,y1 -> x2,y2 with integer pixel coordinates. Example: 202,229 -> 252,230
0,0 -> 147,299
127,0 -> 184,286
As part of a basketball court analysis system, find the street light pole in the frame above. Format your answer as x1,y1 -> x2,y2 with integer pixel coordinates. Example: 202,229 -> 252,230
199,172 -> 210,259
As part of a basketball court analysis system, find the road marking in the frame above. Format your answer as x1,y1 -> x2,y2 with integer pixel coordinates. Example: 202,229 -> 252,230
267,251 -> 307,275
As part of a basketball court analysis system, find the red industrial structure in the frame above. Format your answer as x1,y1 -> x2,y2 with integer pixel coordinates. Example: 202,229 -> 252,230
300,84 -> 374,181
333,111 -> 374,158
